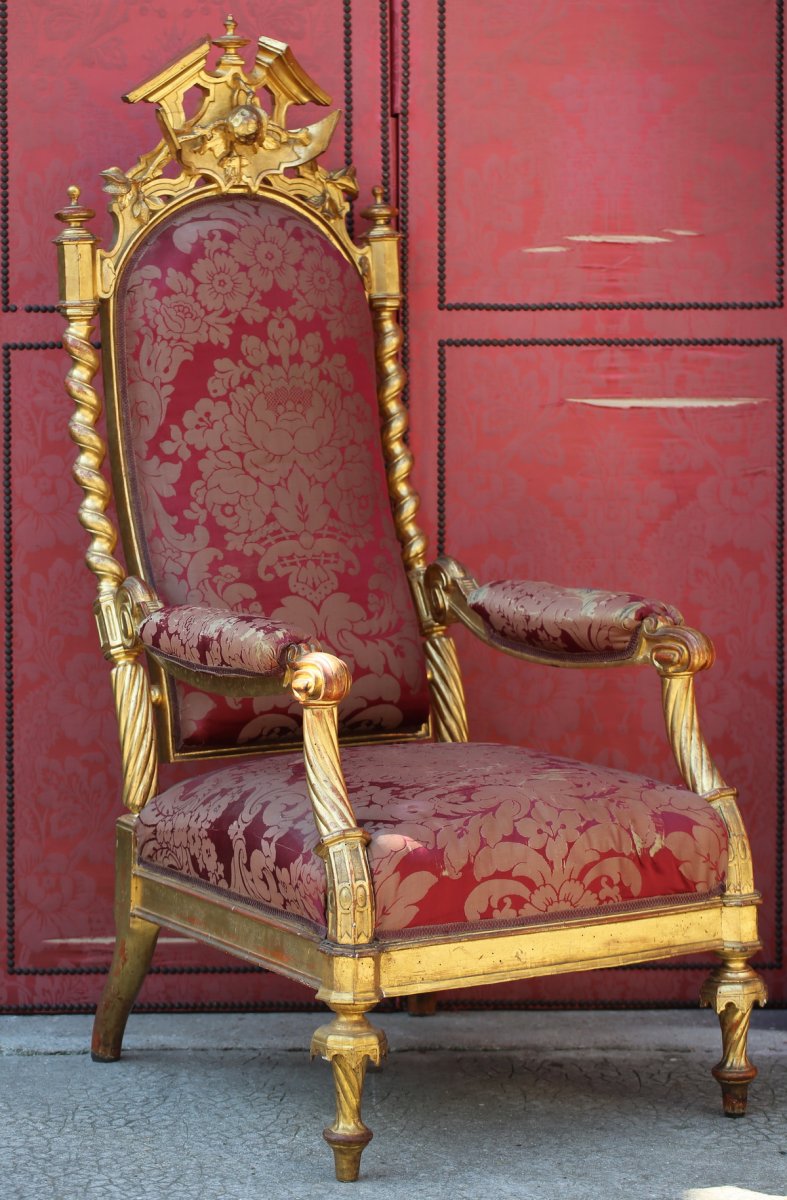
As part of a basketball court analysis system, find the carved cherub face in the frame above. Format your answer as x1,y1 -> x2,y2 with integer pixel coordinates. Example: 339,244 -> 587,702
227,104 -> 265,145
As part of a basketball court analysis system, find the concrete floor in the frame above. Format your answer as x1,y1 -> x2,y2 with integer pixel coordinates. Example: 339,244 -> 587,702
0,1010 -> 785,1200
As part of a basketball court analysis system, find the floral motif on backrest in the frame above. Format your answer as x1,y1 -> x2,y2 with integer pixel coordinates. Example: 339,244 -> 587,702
115,196 -> 429,750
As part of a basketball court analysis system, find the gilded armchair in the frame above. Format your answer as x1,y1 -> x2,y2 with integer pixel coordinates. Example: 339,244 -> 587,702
56,21 -> 766,1184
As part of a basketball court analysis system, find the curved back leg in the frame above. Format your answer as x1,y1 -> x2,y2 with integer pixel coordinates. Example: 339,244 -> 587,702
91,816 -> 160,1062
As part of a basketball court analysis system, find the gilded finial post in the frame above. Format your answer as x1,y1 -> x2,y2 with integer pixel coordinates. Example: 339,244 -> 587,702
213,13 -> 249,67
56,187 -> 158,811
55,184 -> 123,601
55,185 -> 99,308
363,186 -> 393,228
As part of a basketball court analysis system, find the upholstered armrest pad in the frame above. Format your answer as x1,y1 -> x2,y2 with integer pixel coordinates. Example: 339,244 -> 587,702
139,606 -> 313,679
468,580 -> 683,657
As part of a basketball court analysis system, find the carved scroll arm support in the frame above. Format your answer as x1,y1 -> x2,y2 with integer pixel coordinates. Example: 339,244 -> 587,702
425,556 -> 753,892
123,602 -> 372,939
290,652 -> 375,947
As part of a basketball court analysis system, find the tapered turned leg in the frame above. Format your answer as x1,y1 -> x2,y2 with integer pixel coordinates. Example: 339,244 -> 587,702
311,1005 -> 388,1182
92,816 -> 160,1062
700,952 -> 767,1116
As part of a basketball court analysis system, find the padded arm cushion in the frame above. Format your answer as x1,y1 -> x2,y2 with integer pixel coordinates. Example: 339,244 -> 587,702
138,605 -> 313,679
468,580 -> 683,658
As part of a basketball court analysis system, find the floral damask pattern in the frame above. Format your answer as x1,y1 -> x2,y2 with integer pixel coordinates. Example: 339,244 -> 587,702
469,579 -> 683,657
139,606 -> 312,678
117,197 -> 429,748
136,742 -> 728,936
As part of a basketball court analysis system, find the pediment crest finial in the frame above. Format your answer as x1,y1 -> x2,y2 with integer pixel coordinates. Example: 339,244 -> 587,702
213,13 -> 250,69
101,22 -> 361,266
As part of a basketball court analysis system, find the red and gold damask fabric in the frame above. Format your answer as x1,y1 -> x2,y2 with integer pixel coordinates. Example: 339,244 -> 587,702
468,580 -> 683,658
139,606 -> 313,680
136,742 -> 727,937
116,196 -> 429,750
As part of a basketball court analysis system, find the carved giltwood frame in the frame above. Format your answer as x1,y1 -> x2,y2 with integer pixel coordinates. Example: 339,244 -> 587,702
56,20 -> 766,1182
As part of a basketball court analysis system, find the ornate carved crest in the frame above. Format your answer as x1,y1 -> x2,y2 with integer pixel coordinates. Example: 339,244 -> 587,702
99,16 -> 358,275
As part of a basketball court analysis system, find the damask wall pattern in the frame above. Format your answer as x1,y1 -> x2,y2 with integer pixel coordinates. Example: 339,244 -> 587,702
2,0 -> 785,1010
403,0 -> 785,1004
0,0 -> 389,1011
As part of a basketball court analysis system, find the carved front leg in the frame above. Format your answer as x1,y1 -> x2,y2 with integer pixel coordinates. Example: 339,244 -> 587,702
311,1006 -> 388,1182
700,953 -> 767,1115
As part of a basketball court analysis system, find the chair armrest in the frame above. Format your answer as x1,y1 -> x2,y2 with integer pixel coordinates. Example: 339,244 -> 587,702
468,578 -> 683,660
138,604 -> 317,696
426,556 -> 684,666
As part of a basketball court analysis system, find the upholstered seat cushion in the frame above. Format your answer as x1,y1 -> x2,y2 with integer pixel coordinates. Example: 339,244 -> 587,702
136,743 -> 727,938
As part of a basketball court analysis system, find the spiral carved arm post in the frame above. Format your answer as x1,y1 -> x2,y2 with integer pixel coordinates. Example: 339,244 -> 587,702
56,188 -> 159,812
642,619 -> 766,1106
423,634 -> 469,743
640,619 -> 757,896
640,620 -> 724,794
290,651 -> 375,945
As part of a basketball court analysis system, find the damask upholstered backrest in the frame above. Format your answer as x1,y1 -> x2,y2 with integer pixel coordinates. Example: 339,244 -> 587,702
110,195 -> 430,753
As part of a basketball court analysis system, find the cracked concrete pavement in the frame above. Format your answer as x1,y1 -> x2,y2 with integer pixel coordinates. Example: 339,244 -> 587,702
1,1010 -> 785,1200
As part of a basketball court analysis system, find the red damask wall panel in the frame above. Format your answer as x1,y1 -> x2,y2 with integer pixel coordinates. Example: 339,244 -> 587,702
403,0 -> 785,1003
2,0 -> 784,1010
0,0 -> 389,1011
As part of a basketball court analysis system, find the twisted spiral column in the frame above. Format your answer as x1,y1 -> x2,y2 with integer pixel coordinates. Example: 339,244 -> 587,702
424,632 -> 469,743
661,674 -> 725,795
300,705 -> 357,838
62,317 -> 158,811
372,298 -> 427,572
63,321 -> 125,597
111,659 -> 158,813
291,652 -> 375,944
58,192 -> 159,810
